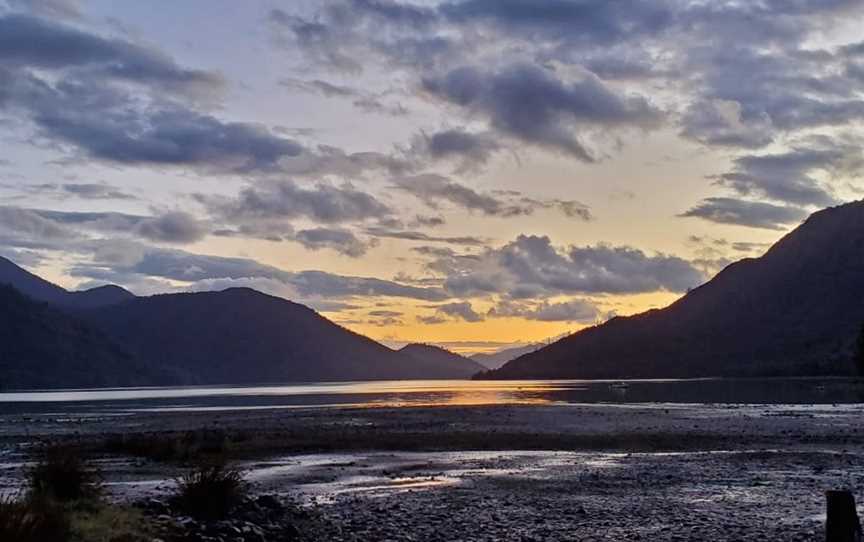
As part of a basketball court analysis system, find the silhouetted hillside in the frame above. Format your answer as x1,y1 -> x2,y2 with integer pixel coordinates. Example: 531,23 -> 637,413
0,256 -> 134,308
470,344 -> 541,370
398,344 -> 486,378
0,285 -> 153,390
82,288 -> 454,384
483,201 -> 864,379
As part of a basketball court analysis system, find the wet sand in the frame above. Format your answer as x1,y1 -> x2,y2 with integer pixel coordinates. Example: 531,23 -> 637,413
2,402 -> 863,540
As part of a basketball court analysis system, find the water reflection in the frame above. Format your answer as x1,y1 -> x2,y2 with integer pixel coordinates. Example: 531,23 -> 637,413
0,377 -> 862,415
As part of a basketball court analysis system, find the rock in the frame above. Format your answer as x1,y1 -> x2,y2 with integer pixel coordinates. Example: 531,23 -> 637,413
256,494 -> 284,511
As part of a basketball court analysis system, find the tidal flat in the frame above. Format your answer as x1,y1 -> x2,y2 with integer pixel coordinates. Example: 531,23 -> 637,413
2,402 -> 863,541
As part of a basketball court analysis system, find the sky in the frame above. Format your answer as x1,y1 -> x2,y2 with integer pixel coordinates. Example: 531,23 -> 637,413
1,0 -> 863,354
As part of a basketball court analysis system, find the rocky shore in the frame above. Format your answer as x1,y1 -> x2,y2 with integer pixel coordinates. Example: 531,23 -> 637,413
2,402 -> 863,541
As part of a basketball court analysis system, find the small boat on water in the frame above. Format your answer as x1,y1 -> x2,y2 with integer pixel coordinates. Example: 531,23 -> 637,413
609,382 -> 630,391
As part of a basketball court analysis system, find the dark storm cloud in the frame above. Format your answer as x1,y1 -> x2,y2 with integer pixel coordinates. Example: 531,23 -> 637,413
437,234 -> 704,298
421,64 -> 663,160
680,198 -> 808,230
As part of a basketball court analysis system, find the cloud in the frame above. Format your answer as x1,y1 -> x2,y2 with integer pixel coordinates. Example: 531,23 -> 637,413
436,234 -> 704,298
681,99 -> 774,149
408,129 -> 501,173
277,145 -> 413,178
0,14 -> 224,98
422,63 -> 663,160
280,78 -> 408,116
133,211 -> 208,244
394,174 -> 593,220
55,183 -> 137,200
439,0 -> 673,46
69,243 -> 449,302
365,226 -> 486,246
28,208 -> 208,244
489,298 -> 600,322
199,179 -> 392,225
680,197 -> 808,230
0,205 -> 82,248
395,174 -> 514,215
1,69 -> 303,173
294,227 -> 373,257
8,0 -> 83,20
713,137 -> 862,207
432,301 -> 484,322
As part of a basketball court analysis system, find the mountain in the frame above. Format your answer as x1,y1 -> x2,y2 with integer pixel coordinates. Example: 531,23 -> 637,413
0,257 -> 484,386
470,344 -> 542,370
0,285 -> 155,390
398,344 -> 487,378
0,256 -> 134,309
482,201 -> 864,380
80,288 -> 465,384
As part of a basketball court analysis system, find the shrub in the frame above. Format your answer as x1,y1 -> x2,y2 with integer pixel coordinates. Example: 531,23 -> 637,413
0,493 -> 70,542
172,463 -> 248,521
27,444 -> 101,502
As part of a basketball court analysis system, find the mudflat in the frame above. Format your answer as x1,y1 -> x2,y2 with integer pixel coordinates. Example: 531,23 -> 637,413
2,403 -> 863,541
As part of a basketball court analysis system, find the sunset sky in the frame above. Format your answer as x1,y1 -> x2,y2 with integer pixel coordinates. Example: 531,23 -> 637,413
1,0 -> 863,353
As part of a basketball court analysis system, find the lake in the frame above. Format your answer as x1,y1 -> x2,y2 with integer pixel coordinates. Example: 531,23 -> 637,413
0,377 -> 862,415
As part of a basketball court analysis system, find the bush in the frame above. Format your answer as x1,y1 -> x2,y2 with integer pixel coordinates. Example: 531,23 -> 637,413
0,493 -> 70,542
27,444 -> 101,502
172,463 -> 248,521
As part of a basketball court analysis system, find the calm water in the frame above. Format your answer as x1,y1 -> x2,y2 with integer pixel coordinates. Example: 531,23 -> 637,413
0,377 -> 862,415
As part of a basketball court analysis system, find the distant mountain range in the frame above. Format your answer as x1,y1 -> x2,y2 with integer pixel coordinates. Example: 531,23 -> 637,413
470,344 -> 542,370
0,258 -> 483,389
0,256 -> 135,309
481,201 -> 864,380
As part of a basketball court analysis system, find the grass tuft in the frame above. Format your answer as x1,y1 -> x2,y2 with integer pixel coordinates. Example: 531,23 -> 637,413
27,444 -> 102,502
172,463 -> 248,521
0,493 -> 71,542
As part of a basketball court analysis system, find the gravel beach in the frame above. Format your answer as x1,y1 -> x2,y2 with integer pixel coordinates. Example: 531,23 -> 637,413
2,402 -> 863,540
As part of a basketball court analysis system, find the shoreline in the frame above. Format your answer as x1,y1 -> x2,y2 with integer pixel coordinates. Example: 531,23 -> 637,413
2,402 -> 863,540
